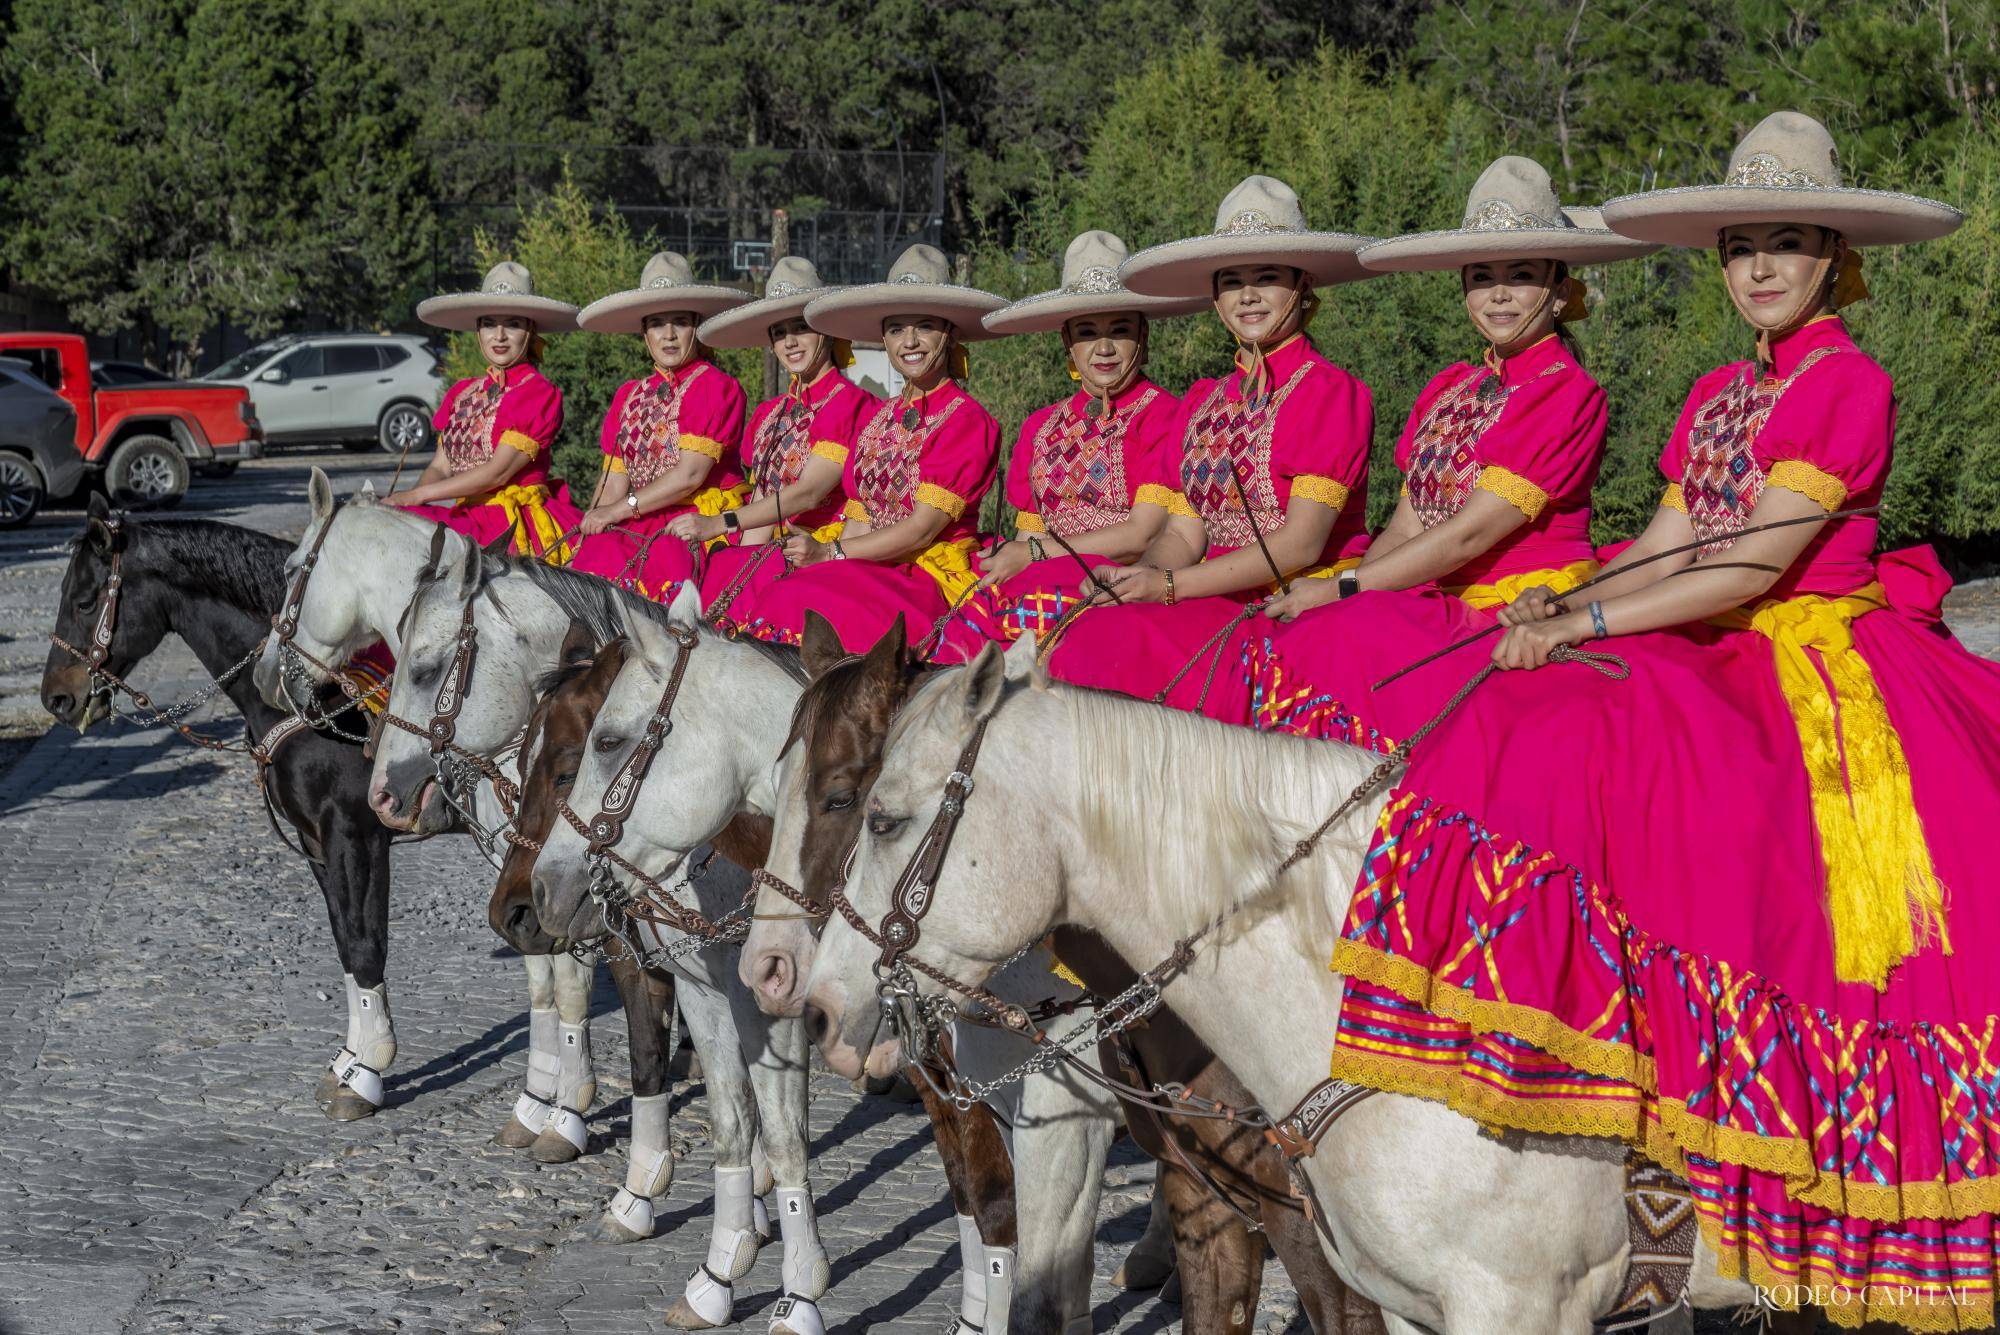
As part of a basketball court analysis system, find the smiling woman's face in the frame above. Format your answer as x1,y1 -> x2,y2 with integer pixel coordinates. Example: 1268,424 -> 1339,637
881,315 -> 952,383
1063,312 -> 1145,395
1213,264 -> 1305,344
1720,223 -> 1841,331
1462,257 -> 1561,348
768,317 -> 829,376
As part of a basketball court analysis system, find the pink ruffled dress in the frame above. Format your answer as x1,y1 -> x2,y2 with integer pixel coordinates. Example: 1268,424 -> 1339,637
1044,335 -> 1371,717
934,379 -> 1180,663
396,362 -> 580,559
1330,316 -> 2000,1328
567,361 -> 746,601
698,369 -> 878,621
1235,333 -> 1605,742
726,380 -> 1000,654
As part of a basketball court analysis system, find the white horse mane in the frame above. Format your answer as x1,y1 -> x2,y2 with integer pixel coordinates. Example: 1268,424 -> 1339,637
891,668 -> 1391,948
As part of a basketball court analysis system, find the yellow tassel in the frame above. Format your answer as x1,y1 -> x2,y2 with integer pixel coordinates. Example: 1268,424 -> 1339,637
1833,250 -> 1870,309
1449,560 -> 1599,611
1556,274 -> 1591,324
830,338 -> 855,369
1719,585 -> 1948,988
949,342 -> 970,381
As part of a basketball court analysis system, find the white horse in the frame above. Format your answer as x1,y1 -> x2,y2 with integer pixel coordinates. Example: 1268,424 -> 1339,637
532,592 -> 1121,1335
247,469 -> 597,1130
799,639 -> 1749,1335
362,529 -> 828,1333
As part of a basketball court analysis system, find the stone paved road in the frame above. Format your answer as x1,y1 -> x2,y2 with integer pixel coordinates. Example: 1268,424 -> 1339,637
0,454 -> 1992,1334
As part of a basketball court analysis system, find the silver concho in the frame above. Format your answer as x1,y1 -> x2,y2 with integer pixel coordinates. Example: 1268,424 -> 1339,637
892,272 -> 929,284
1726,152 -> 1830,190
1063,265 -> 1123,295
489,281 -> 514,293
1084,397 -> 1107,419
900,405 -> 922,430
1219,208 -> 1296,236
767,279 -> 805,298
1464,198 -> 1561,231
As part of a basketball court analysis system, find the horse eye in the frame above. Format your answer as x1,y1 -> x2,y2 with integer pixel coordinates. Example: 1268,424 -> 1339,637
554,770 -> 577,791
823,788 -> 857,812
593,734 -> 625,755
867,812 -> 906,838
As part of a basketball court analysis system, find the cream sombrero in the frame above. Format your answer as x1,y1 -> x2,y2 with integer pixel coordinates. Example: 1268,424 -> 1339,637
697,256 -> 844,349
983,231 -> 1209,335
576,252 -> 750,334
1600,111 -> 1962,248
417,262 -> 580,333
1359,157 -> 1660,272
1119,175 -> 1377,298
801,244 -> 1008,344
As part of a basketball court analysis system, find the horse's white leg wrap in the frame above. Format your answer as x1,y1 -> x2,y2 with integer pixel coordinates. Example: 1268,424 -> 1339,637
775,1188 -> 830,1299
981,1246 -> 1016,1335
767,1294 -> 825,1335
327,975 -> 393,1104
681,1165 -> 759,1326
955,1213 -> 990,1331
512,1006 -> 559,1135
607,1093 -> 675,1237
551,954 -> 596,1110
539,1020 -> 592,1152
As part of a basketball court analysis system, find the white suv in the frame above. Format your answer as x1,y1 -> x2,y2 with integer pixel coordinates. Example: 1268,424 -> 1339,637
205,334 -> 444,454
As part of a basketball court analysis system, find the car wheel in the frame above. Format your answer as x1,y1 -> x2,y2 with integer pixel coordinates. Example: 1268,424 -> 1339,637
106,434 -> 190,509
377,402 -> 430,456
0,453 -> 44,528
196,461 -> 240,479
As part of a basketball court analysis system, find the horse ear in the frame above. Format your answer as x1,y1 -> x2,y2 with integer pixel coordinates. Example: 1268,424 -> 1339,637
1001,632 -> 1046,688
959,642 -> 1008,726
308,466 -> 335,522
858,614 -> 907,682
666,580 -> 705,630
480,527 -> 515,558
559,619 -> 596,667
84,495 -> 117,555
357,478 -> 378,503
801,612 -> 846,678
447,531 -> 481,600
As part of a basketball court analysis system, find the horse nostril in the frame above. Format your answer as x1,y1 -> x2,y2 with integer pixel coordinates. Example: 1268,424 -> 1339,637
45,692 -> 73,719
754,953 -> 793,1002
804,1004 -> 831,1047
368,785 -> 399,817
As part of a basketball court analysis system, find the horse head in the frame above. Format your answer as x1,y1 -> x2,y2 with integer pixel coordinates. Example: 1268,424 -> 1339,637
42,496 -> 160,730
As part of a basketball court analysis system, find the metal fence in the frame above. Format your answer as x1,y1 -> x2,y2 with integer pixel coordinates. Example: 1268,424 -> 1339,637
426,142 -> 948,288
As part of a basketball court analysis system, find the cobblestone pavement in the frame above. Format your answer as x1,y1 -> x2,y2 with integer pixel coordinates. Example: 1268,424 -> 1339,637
0,456 -> 1992,1334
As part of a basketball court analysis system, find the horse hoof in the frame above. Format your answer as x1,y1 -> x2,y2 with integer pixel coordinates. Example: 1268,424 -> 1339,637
493,1115 -> 540,1149
324,1088 -> 379,1121
662,1297 -> 724,1330
588,1210 -> 650,1244
1113,1248 -> 1175,1291
530,1127 -> 584,1163
1158,1267 -> 1181,1306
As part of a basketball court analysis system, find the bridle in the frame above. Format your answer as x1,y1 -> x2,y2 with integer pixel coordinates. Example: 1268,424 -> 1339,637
268,501 -> 400,745
549,624 -> 735,947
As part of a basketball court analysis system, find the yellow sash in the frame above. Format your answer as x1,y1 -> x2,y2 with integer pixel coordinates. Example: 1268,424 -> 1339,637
465,483 -> 571,565
692,484 -> 751,550
1293,554 -> 1365,585
912,537 -> 981,604
1716,584 -> 1947,988
1448,558 -> 1599,611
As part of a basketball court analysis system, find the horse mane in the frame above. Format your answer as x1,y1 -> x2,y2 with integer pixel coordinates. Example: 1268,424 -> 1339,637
124,518 -> 291,613
890,669 -> 1388,947
510,558 -> 810,685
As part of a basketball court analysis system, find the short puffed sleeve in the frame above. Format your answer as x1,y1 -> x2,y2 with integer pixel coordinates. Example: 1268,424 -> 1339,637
915,398 -> 1001,521
496,371 -> 563,458
1474,365 -> 1607,520
1753,353 -> 1893,511
431,378 -> 470,433
1273,361 -> 1372,511
1124,388 -> 1180,510
810,381 -> 877,468
1656,371 -> 1724,514
1004,406 -> 1054,527
1143,388 -> 1202,518
599,380 -> 639,460
1392,364 -> 1476,474
677,365 -> 747,465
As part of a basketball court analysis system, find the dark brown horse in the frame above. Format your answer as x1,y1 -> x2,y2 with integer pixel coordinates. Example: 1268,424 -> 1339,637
788,614 -> 1385,1335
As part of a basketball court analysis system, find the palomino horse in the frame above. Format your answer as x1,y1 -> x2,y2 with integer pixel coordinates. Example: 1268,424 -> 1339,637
249,471 -> 602,1153
526,587 -> 1125,1335
797,640 -> 1744,1335
42,500 -> 398,1120
372,548 -> 825,1334
748,616 -> 1385,1335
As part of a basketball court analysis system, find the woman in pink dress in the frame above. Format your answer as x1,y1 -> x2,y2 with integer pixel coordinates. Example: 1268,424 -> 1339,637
565,253 -> 750,601
933,230 -> 1201,663
1042,176 -> 1375,718
1232,157 -> 1656,742
388,262 -> 581,560
723,244 -> 1006,654
1329,113 -> 1991,1329
667,256 -> 878,621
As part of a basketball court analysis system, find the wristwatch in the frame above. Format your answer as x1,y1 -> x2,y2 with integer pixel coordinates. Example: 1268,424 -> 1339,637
624,492 -> 640,512
722,510 -> 741,532
1337,570 -> 1361,600
1026,535 -> 1047,564
830,540 -> 848,561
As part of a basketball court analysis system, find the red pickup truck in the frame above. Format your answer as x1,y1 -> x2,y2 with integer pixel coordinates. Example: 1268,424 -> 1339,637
0,332 -> 264,509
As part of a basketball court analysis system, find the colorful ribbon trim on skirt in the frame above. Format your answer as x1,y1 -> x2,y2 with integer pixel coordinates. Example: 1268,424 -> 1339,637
1447,558 -> 1600,611
459,483 -> 572,564
1714,584 -> 1947,988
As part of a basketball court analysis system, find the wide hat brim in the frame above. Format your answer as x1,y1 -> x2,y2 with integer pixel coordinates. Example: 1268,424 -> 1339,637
577,285 -> 751,334
416,293 -> 581,333
1599,185 -> 1963,248
802,284 -> 1010,344
1359,227 -> 1660,272
983,288 -> 1210,336
1118,233 -> 1378,298
697,288 -> 844,349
